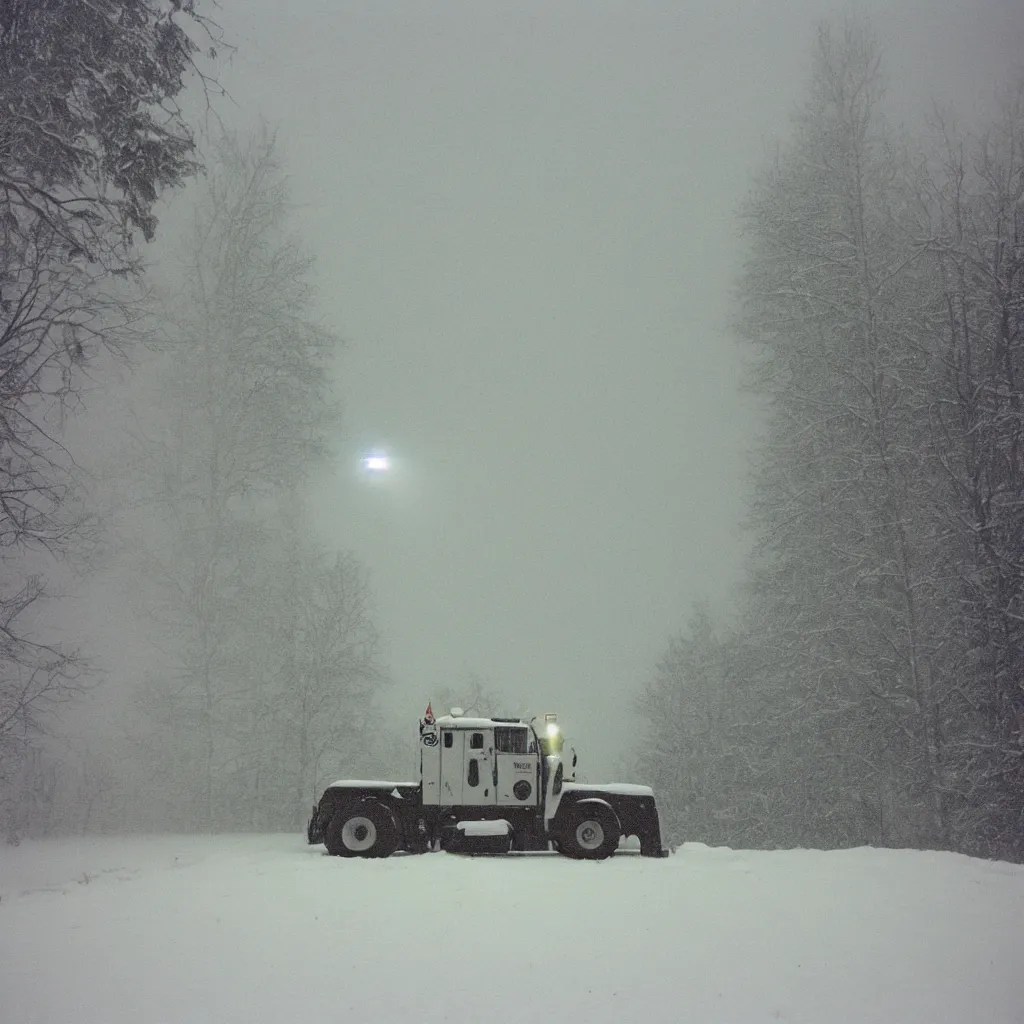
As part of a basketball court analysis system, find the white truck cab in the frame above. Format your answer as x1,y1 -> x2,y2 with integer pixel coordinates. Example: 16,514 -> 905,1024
422,714 -> 540,808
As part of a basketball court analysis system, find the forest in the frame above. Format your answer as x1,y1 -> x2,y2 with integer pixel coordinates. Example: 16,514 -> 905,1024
1,5 -> 1021,863
636,21 -> 1024,862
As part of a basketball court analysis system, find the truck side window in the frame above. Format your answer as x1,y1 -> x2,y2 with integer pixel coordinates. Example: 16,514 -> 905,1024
495,727 -> 527,754
443,732 -> 453,748
470,732 -> 484,750
467,759 -> 479,787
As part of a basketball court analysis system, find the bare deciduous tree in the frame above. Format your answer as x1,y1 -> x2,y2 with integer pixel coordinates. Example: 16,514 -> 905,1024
0,1 -> 220,835
116,128 -> 352,831
924,79 -> 1024,858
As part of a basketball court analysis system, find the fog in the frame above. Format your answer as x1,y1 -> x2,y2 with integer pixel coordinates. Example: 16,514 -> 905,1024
32,0 -> 1024,800
212,0 -> 1018,777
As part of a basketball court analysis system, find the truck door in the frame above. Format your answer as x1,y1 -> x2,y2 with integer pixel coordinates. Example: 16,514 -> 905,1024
439,729 -> 464,803
494,726 -> 539,806
461,729 -> 496,806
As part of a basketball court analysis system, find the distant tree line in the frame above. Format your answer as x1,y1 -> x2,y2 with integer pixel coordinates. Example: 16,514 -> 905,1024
636,18 -> 1024,863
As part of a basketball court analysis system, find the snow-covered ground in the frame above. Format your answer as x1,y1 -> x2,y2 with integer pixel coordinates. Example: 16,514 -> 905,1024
2,835 -> 1022,1023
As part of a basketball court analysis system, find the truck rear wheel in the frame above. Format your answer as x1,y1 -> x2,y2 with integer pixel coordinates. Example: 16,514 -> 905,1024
325,801 -> 399,858
557,802 -> 620,860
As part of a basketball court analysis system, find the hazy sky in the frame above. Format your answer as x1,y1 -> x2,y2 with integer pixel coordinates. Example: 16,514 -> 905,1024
154,0 -> 1021,775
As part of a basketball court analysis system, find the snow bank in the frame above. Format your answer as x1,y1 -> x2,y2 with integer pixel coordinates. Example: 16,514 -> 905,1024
2,835 -> 1022,1023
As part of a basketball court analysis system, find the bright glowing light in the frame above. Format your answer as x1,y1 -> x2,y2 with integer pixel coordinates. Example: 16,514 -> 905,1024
546,722 -> 560,738
361,454 -> 390,473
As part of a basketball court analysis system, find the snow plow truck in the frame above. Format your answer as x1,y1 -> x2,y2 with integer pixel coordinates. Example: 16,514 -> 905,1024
307,705 -> 669,859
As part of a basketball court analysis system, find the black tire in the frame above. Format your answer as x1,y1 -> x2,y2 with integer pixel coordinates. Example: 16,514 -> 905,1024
324,801 -> 399,858
556,802 -> 620,860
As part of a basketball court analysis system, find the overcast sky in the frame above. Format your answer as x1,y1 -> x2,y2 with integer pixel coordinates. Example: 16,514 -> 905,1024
147,0 -> 1021,775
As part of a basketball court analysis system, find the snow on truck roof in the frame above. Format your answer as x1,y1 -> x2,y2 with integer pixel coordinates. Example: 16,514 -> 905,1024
432,716 -> 528,729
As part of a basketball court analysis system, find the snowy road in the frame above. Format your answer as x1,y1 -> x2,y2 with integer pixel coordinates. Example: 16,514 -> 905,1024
1,835 -> 1022,1023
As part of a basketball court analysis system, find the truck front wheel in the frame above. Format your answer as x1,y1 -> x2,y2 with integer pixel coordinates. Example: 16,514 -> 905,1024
325,801 -> 399,858
557,803 -> 620,860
